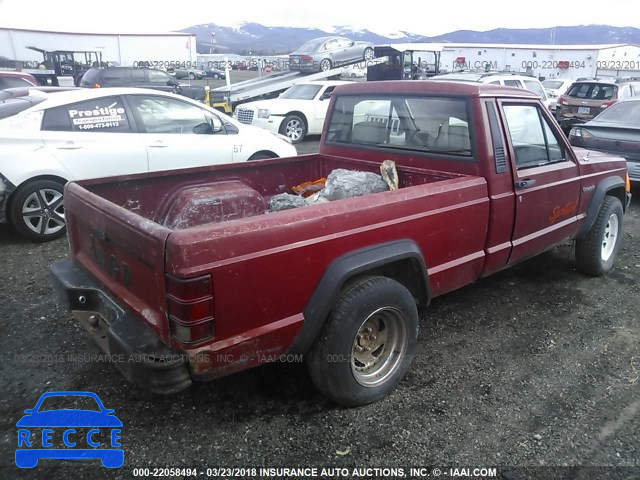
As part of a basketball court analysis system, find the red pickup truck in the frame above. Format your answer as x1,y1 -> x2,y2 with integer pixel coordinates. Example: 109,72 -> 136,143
51,81 -> 631,406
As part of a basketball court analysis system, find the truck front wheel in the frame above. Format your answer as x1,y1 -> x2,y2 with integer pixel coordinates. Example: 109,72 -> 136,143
575,196 -> 623,276
306,276 -> 418,406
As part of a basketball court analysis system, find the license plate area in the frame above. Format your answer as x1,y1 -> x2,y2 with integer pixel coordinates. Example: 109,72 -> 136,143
578,106 -> 590,114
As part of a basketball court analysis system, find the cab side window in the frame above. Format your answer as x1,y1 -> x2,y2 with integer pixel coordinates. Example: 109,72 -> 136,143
503,104 -> 565,169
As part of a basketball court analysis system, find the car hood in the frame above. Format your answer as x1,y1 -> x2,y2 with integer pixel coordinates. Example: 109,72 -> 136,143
16,410 -> 123,427
573,147 -> 628,163
237,98 -> 313,113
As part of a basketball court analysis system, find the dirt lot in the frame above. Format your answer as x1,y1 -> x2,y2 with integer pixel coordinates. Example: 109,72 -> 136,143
0,141 -> 638,479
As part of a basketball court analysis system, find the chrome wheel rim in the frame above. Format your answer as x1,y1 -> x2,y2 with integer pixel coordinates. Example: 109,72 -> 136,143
22,188 -> 65,236
351,306 -> 408,388
601,213 -> 619,262
364,49 -> 374,61
320,59 -> 331,71
285,119 -> 303,141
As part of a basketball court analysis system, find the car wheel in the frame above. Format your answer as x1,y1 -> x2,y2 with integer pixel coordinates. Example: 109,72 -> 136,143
306,276 -> 419,406
10,179 -> 66,242
213,73 -> 219,80
320,59 -> 332,72
575,196 -> 623,276
189,72 -> 196,80
279,114 -> 307,144
363,47 -> 374,61
350,73 -> 357,78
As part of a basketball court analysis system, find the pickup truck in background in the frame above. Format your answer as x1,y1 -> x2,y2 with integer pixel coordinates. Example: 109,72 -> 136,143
51,81 -> 631,406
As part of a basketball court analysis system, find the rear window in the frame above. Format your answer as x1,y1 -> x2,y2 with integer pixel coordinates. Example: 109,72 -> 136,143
327,95 -> 472,157
542,80 -> 564,90
567,83 -> 616,100
102,69 -> 128,82
594,100 -> 640,123
0,77 -> 35,89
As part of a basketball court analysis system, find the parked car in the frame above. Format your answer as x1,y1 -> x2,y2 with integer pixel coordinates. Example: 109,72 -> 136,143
205,68 -> 226,80
0,70 -> 37,89
0,87 -> 297,241
234,80 -> 350,143
171,68 -> 207,80
0,86 -> 79,119
340,65 -> 367,79
542,78 -> 574,111
430,71 -> 551,109
568,98 -> 640,182
51,81 -> 629,406
556,77 -> 640,133
79,66 -> 206,102
289,36 -> 374,73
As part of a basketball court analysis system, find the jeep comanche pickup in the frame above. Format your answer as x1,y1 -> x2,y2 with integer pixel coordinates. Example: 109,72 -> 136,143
51,81 -> 632,406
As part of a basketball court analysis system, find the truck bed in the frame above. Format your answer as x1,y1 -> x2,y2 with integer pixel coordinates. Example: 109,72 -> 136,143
64,154 -> 488,357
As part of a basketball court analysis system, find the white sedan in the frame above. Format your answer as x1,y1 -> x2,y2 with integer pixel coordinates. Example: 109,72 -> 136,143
0,87 -> 297,241
233,80 -> 352,143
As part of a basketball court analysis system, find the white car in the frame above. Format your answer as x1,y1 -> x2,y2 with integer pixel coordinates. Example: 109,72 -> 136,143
0,87 -> 297,241
542,78 -> 574,111
233,80 -> 352,143
431,72 -> 552,110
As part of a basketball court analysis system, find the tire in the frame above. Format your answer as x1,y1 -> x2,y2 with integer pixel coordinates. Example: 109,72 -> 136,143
10,179 -> 66,241
320,59 -> 332,72
189,72 -> 196,80
213,73 -> 220,80
575,196 -> 623,276
279,114 -> 307,144
248,151 -> 278,161
363,47 -> 374,61
306,276 -> 419,406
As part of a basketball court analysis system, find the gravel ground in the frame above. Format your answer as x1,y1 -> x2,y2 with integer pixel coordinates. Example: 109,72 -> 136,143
0,140 -> 638,480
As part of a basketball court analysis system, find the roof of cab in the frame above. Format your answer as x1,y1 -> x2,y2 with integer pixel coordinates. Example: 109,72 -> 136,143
332,80 -> 539,98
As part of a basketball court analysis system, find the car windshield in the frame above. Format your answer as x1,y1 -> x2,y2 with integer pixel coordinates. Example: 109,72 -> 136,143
594,100 -> 640,123
294,39 -> 325,54
280,84 -> 322,100
37,395 -> 101,412
567,83 -> 616,100
543,80 -> 564,90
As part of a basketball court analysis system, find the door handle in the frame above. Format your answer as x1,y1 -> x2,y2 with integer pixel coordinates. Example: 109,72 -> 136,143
148,141 -> 168,148
56,142 -> 82,150
515,179 -> 536,189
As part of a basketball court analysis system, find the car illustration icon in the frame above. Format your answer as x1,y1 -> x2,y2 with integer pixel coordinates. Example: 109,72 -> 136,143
15,391 -> 123,468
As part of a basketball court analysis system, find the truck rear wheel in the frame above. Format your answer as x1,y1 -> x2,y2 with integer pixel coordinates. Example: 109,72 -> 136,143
575,196 -> 623,276
306,276 -> 418,406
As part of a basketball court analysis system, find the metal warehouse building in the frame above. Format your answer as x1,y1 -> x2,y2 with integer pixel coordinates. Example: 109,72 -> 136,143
436,43 -> 640,79
0,27 -> 197,67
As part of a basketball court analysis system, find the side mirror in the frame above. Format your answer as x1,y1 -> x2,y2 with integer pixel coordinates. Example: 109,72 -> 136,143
24,409 -> 34,414
208,115 -> 223,133
321,91 -> 332,100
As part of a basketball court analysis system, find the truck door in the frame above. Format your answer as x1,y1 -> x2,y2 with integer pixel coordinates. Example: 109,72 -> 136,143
499,100 -> 581,264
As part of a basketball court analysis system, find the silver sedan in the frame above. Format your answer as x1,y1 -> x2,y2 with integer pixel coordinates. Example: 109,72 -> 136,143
289,36 -> 374,73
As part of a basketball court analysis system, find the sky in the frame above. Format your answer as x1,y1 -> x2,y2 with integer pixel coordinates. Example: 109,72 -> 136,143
0,0 -> 637,36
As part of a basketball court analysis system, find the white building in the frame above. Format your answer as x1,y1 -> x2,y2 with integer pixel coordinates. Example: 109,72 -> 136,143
395,43 -> 640,80
0,27 -> 197,67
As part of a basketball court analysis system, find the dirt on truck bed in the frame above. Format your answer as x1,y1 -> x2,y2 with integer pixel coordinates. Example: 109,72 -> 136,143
0,142 -> 638,479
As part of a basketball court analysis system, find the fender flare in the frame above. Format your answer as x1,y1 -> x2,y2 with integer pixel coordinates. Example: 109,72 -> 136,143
288,239 -> 430,355
576,176 -> 625,239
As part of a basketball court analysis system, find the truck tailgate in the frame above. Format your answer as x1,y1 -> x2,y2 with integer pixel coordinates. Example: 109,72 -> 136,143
64,182 -> 172,344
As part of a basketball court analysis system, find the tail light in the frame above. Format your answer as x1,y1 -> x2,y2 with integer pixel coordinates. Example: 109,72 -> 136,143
91,82 -> 101,88
302,56 -> 313,61
557,96 -> 568,106
166,274 -> 214,345
601,100 -> 616,109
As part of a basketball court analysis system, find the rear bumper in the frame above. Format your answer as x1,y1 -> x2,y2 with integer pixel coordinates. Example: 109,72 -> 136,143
50,259 -> 192,395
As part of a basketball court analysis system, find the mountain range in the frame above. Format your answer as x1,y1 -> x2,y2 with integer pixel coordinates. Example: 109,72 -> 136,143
179,23 -> 640,55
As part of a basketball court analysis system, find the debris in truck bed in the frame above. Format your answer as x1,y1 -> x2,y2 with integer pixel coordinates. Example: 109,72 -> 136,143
292,178 -> 326,197
319,168 -> 389,201
380,160 -> 399,191
269,193 -> 308,211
